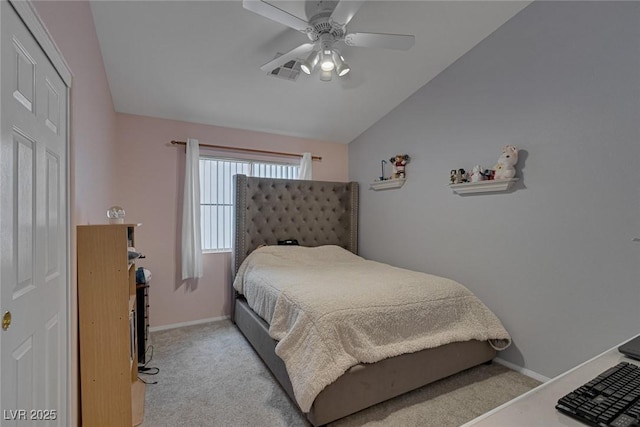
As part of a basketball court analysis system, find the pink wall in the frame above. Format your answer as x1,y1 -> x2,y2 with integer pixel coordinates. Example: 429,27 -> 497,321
114,113 -> 348,328
33,2 -> 118,426
35,0 -> 118,222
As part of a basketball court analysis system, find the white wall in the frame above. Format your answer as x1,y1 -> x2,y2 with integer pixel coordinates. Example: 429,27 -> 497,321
349,1 -> 640,378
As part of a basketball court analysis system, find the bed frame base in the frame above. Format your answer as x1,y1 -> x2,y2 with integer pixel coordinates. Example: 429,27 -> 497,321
234,298 -> 496,426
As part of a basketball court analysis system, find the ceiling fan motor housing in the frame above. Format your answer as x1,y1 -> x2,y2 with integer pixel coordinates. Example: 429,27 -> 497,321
307,13 -> 345,42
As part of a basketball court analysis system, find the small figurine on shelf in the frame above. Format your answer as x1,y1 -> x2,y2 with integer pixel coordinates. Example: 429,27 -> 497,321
469,165 -> 485,182
450,169 -> 457,184
482,169 -> 495,180
493,145 -> 519,180
378,159 -> 388,181
454,168 -> 468,184
390,154 -> 410,179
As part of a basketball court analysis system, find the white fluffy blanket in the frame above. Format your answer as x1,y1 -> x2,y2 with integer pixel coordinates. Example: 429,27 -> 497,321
233,245 -> 511,412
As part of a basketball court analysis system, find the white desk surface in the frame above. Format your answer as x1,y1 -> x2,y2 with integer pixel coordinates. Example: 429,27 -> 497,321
463,336 -> 640,427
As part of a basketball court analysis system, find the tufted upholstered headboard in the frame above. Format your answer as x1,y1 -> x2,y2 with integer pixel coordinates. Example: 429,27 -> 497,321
232,174 -> 359,277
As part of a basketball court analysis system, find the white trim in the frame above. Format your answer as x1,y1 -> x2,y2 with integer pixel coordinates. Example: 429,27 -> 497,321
9,0 -> 72,85
149,316 -> 229,332
494,357 -> 551,383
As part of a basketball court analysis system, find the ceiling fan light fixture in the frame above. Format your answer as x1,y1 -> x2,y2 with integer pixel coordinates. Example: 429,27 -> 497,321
336,62 -> 351,77
331,50 -> 350,77
300,50 -> 319,75
320,51 -> 335,72
320,69 -> 333,82
320,61 -> 335,72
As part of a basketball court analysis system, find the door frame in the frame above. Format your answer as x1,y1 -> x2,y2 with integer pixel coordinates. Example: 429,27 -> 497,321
1,0 -> 72,422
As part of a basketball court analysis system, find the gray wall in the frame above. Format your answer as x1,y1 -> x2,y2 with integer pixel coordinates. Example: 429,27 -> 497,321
348,1 -> 640,378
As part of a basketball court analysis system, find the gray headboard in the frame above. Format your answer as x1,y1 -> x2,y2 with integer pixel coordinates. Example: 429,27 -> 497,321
232,174 -> 359,276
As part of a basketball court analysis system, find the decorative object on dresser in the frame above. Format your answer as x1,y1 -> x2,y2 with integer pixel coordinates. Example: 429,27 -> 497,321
106,205 -> 126,224
77,224 -> 145,427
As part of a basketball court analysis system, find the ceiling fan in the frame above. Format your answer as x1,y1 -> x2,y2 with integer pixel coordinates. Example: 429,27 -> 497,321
243,0 -> 415,81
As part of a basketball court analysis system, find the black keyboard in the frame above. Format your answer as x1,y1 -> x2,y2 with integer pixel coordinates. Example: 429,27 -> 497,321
556,362 -> 640,427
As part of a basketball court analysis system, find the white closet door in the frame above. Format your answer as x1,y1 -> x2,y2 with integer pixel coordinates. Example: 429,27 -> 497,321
1,2 -> 69,425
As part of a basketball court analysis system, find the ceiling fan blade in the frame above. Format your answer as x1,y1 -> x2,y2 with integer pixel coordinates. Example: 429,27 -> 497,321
330,0 -> 366,27
345,32 -> 415,50
259,43 -> 316,72
243,0 -> 312,33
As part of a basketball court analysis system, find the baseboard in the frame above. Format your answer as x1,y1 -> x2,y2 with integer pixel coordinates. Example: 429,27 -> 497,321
149,316 -> 229,332
494,357 -> 551,383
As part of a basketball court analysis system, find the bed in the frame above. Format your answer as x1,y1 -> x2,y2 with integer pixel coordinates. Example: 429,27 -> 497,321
231,175 -> 510,426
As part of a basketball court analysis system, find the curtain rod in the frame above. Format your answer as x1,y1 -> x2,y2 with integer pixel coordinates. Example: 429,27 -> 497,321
170,140 -> 322,161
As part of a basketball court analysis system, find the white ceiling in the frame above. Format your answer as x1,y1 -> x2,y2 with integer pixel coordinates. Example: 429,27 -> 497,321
90,1 -> 530,144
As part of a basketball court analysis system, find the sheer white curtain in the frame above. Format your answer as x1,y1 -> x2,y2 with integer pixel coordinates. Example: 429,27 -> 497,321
298,152 -> 313,180
181,138 -> 203,280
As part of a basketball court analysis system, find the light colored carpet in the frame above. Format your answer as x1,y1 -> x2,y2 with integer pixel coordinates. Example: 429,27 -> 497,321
140,320 -> 540,427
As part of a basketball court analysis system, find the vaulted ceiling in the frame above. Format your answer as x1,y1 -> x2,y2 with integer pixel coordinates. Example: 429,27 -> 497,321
90,1 -> 530,144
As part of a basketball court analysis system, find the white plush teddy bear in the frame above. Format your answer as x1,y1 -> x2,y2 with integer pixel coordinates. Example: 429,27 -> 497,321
493,145 -> 518,180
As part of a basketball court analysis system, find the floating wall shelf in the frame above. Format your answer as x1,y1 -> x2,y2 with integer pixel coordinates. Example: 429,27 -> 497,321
449,178 -> 519,194
370,178 -> 406,191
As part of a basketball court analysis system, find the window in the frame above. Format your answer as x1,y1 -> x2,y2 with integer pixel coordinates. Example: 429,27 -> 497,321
200,157 -> 299,252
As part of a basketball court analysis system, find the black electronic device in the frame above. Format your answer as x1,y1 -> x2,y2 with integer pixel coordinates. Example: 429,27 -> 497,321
619,336 -> 640,361
556,361 -> 640,427
277,239 -> 299,246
